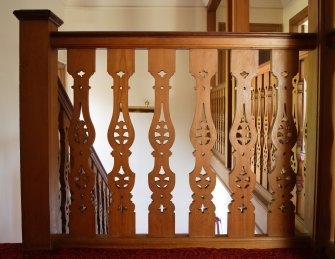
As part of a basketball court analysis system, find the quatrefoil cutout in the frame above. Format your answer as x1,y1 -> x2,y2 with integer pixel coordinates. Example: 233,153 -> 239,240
77,70 -> 85,78
199,70 -> 208,78
117,71 -> 125,78
158,70 -> 167,78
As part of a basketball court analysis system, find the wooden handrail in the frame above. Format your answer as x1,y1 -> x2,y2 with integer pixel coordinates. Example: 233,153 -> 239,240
50,31 -> 317,50
57,79 -> 108,184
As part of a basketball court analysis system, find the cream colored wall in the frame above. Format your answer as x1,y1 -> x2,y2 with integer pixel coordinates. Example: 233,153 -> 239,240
0,0 -> 64,243
282,0 -> 308,32
216,6 -> 283,28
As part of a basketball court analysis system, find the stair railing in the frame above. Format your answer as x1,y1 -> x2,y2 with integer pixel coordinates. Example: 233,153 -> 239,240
14,9 -> 317,250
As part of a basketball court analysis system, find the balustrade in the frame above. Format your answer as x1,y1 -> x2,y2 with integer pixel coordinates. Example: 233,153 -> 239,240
14,10 -> 317,250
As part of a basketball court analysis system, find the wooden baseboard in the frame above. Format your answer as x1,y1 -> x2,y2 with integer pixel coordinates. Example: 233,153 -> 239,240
51,234 -> 311,249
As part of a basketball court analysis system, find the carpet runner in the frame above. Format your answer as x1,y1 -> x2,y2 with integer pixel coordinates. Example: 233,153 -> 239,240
0,243 -> 328,259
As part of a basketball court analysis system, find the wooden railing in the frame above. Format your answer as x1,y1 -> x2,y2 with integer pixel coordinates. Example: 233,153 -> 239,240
14,10 -> 317,250
211,84 -> 225,161
212,54 -> 308,231
58,79 -> 110,235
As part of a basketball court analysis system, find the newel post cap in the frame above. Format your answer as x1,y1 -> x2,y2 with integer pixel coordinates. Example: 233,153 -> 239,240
13,9 -> 63,27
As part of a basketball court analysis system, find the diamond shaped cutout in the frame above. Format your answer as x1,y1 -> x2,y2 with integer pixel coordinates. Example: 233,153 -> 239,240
240,71 -> 249,79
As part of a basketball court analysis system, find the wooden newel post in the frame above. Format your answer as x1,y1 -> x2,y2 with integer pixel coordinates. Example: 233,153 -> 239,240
14,10 -> 63,249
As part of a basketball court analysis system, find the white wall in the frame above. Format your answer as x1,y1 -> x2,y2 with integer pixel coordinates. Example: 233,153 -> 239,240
0,0 -> 64,243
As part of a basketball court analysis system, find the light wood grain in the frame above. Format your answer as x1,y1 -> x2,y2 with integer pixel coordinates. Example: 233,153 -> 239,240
268,50 -> 299,236
50,32 -> 317,50
14,10 -> 61,249
107,49 -> 136,237
189,49 -> 218,237
148,49 -> 176,237
228,50 -> 258,237
51,234 -> 311,249
67,49 -> 97,237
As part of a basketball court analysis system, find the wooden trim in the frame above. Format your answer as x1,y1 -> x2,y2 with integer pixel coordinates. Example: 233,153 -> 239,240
309,0 -> 335,250
250,23 -> 283,32
207,0 -> 221,32
219,22 -> 283,33
128,106 -> 154,113
57,62 -> 66,88
15,10 -> 62,249
51,234 -> 311,249
13,9 -> 63,27
289,7 -> 308,33
207,0 -> 221,12
51,32 -> 317,50
227,0 -> 249,32
57,79 -> 72,119
57,79 -> 108,184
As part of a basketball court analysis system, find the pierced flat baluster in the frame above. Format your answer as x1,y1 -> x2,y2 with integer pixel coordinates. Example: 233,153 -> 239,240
107,49 -> 136,237
58,109 -> 71,234
261,72 -> 271,189
228,50 -> 258,238
67,49 -> 96,236
148,49 -> 176,237
268,50 -> 299,236
189,49 -> 217,237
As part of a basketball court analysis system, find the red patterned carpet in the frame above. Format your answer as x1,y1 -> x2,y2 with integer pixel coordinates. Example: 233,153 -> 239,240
0,244 -> 328,259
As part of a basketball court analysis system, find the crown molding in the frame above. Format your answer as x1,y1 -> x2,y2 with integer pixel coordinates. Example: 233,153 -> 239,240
65,0 -> 208,7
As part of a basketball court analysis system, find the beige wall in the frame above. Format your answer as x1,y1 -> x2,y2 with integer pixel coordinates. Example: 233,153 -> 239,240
283,0 -> 308,32
216,5 -> 283,28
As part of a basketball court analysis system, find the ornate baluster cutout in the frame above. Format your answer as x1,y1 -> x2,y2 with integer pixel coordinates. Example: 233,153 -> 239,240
107,49 -> 136,237
268,50 -> 298,236
228,50 -> 258,237
59,109 -> 71,234
67,49 -> 96,236
189,49 -> 217,237
148,49 -> 176,237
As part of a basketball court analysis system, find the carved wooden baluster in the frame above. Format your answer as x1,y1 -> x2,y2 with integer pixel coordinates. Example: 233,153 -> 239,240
269,75 -> 278,180
228,50 -> 258,238
96,172 -> 103,234
102,182 -> 109,234
255,75 -> 262,182
262,72 -> 270,189
107,49 -> 136,237
250,85 -> 256,176
67,49 -> 96,236
148,49 -> 176,237
268,50 -> 298,236
294,73 -> 305,216
189,49 -> 217,237
58,109 -> 71,234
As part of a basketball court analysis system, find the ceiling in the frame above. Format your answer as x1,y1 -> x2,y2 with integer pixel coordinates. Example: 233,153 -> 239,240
65,0 -> 293,8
